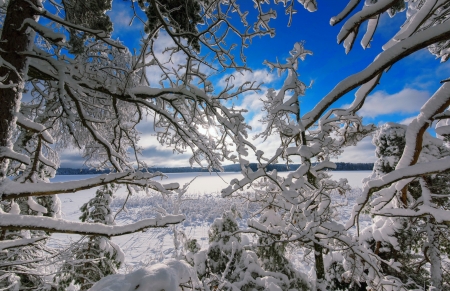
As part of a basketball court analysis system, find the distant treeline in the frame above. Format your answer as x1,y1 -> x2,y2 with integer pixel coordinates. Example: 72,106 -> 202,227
56,163 -> 373,175
56,168 -> 110,175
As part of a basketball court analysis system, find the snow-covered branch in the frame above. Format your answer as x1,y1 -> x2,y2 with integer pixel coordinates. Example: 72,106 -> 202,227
15,112 -> 54,144
0,146 -> 31,165
0,213 -> 185,236
347,157 -> 450,229
396,82 -> 450,169
302,22 -> 450,129
0,172 -> 178,199
0,237 -> 47,251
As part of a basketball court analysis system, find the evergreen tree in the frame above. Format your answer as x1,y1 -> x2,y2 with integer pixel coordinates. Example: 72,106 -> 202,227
363,123 -> 450,289
186,211 -> 290,290
138,0 -> 205,52
256,209 -> 309,291
62,0 -> 113,54
55,184 -> 124,290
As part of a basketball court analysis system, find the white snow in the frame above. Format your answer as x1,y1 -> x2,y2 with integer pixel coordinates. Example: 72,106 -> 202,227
0,212 -> 184,236
90,259 -> 193,291
27,196 -> 47,214
46,172 -> 371,280
0,146 -> 30,165
15,112 -> 54,144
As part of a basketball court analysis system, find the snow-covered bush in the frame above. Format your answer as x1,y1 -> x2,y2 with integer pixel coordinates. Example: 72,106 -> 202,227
185,211 -> 293,291
256,209 -> 310,291
90,259 -> 195,291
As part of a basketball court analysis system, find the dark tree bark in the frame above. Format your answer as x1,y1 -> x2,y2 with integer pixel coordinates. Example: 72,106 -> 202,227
0,0 -> 39,178
314,241 -> 326,290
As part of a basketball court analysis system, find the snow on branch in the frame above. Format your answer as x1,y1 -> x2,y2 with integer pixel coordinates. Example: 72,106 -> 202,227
330,0 -> 361,26
0,236 -> 47,251
0,172 -> 179,199
346,157 -> 450,229
19,19 -> 65,44
0,213 -> 185,236
396,82 -> 450,169
15,112 -> 54,144
0,146 -> 31,165
302,21 -> 450,130
30,4 -> 125,49
374,205 -> 450,224
336,0 -> 396,46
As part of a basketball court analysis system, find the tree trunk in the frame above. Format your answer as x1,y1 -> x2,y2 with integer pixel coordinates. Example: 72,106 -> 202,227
314,241 -> 326,291
427,219 -> 442,290
0,0 -> 38,179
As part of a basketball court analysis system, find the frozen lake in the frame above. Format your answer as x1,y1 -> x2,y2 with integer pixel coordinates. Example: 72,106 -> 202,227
50,170 -> 370,223
51,170 -> 371,197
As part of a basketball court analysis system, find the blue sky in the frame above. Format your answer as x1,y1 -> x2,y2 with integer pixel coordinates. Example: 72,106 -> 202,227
59,1 -> 449,168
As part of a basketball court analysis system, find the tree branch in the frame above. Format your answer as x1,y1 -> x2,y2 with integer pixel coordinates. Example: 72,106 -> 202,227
0,213 -> 185,236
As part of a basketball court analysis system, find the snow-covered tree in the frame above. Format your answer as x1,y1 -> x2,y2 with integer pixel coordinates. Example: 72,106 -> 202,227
186,211 -> 293,291
1,0 -> 450,289
55,184 -> 123,290
255,209 -> 310,291
0,0 -> 318,287
221,1 -> 450,290
360,123 -> 450,289
222,42 -> 377,290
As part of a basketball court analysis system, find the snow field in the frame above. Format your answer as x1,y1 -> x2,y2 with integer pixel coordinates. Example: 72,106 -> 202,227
51,176 -> 368,273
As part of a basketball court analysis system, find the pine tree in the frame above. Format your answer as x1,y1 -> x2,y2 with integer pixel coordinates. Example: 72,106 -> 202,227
138,0 -> 205,52
187,211 -> 290,290
256,209 -> 309,291
62,0 -> 113,54
55,184 -> 124,290
364,123 -> 450,289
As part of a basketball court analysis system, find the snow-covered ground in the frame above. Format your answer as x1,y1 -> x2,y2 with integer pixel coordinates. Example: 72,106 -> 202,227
49,171 -> 372,273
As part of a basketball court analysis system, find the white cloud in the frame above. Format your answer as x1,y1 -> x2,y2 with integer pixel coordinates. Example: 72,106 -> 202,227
108,2 -> 143,33
399,116 -> 416,125
218,69 -> 277,89
144,32 -> 216,88
144,32 -> 187,87
358,88 -> 429,118
334,136 -> 376,163
138,133 -> 157,149
110,10 -> 133,28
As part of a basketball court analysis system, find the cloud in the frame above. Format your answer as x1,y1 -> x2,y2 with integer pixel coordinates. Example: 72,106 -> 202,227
357,88 -> 429,118
399,116 -> 416,125
110,10 -> 133,29
140,145 -> 190,167
144,32 -> 214,88
59,148 -> 85,168
144,33 -> 182,87
334,136 -> 376,163
108,2 -> 142,32
217,69 -> 277,90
